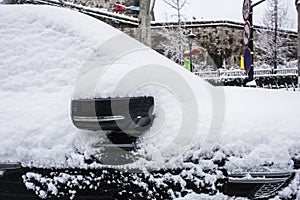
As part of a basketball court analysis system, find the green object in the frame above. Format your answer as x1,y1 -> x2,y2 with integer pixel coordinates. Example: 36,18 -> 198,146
184,58 -> 191,71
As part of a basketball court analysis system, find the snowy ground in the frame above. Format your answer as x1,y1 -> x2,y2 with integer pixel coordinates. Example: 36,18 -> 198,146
0,5 -> 300,199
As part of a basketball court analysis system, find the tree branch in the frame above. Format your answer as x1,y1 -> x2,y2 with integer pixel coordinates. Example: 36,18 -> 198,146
178,0 -> 188,10
163,0 -> 178,9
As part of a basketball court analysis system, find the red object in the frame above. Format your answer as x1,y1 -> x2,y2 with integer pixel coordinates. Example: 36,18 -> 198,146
184,48 -> 201,56
191,48 -> 201,55
115,4 -> 126,11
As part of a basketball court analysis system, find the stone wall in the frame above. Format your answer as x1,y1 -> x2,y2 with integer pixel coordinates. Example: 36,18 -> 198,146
187,25 -> 244,68
120,22 -> 297,68
120,25 -> 241,68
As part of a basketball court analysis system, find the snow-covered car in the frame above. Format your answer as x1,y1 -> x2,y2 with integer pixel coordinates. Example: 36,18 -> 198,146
1,5 -> 300,200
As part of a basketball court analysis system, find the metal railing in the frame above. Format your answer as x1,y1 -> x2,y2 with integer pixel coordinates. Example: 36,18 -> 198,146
194,68 -> 299,89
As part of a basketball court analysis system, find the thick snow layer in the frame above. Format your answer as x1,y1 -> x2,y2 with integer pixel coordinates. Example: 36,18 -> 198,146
0,5 -> 300,176
220,88 -> 300,172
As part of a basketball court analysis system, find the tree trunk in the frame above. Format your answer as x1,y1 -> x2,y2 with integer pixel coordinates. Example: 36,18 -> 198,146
138,0 -> 151,47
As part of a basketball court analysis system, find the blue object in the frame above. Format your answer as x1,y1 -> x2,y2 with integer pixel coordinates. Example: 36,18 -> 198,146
127,6 -> 140,11
243,48 -> 251,73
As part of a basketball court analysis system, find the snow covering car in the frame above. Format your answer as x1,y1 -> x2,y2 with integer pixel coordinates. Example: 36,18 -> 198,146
0,5 -> 300,200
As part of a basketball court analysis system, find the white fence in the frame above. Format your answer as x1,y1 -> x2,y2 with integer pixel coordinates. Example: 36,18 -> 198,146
194,68 -> 299,89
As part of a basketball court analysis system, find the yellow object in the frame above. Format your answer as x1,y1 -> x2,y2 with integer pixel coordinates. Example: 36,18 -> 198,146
240,55 -> 245,70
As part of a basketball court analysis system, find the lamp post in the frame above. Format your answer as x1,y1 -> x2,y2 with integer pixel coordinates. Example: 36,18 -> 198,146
187,32 -> 196,72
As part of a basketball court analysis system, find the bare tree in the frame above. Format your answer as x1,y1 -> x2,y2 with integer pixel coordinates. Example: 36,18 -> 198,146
255,0 -> 297,68
160,0 -> 215,71
162,0 -> 187,26
160,24 -> 189,64
160,0 -> 188,65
